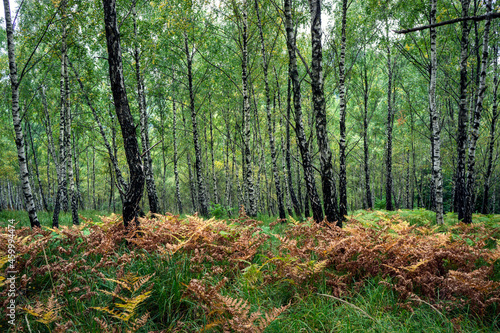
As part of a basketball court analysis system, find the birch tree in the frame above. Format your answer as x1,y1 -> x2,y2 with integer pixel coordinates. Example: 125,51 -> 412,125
429,0 -> 444,224
3,0 -> 40,228
102,0 -> 145,227
284,0 -> 323,223
133,3 -> 159,214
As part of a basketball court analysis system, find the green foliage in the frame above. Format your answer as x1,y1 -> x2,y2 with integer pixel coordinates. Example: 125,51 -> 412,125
208,203 -> 233,219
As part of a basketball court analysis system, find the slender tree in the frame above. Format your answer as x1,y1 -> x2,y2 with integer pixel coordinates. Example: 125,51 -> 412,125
133,3 -> 159,213
238,0 -> 258,216
53,0 -> 70,227
429,0 -> 444,224
482,42 -> 499,214
385,22 -> 394,211
4,0 -> 40,228
173,96 -> 183,214
254,0 -> 286,219
455,0 -> 471,220
184,31 -> 209,217
285,0 -> 323,222
102,0 -> 145,227
337,0 -> 348,223
464,0 -> 493,223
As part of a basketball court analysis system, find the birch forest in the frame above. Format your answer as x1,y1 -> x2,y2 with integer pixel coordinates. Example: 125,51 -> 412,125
1,0 -> 500,331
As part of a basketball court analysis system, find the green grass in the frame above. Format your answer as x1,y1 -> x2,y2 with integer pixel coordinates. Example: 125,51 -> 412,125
0,209 -> 109,228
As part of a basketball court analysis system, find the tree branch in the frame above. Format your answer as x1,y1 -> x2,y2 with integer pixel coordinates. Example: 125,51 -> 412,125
395,12 -> 500,34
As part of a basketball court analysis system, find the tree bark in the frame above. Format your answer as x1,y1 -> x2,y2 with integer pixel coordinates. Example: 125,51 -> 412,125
285,0 -> 323,223
309,0 -> 339,224
184,32 -> 209,217
3,0 -> 40,228
360,50 -> 374,209
285,75 -> 302,217
67,106 -> 79,224
481,43 -> 499,214
239,0 -> 257,216
209,108 -> 219,205
102,0 -> 145,227
455,0 -> 472,220
182,109 -> 197,212
173,97 -> 183,214
385,24 -> 394,211
464,0 -> 492,223
53,3 -> 69,227
27,123 -> 49,211
337,0 -> 348,224
429,0 -> 444,223
254,0 -> 286,219
133,5 -> 159,214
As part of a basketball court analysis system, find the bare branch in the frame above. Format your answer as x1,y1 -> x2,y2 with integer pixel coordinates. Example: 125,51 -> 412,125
395,12 -> 500,34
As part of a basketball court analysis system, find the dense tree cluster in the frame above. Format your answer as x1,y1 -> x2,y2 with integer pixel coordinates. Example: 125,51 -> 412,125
1,0 -> 500,227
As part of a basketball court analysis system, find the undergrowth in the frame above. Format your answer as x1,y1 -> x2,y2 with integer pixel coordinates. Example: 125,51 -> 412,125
0,208 -> 498,332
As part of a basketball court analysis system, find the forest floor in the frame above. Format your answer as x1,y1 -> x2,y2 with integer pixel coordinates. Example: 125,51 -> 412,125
0,208 -> 499,332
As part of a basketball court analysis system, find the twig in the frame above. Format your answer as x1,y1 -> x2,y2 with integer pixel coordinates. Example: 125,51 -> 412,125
141,140 -> 162,158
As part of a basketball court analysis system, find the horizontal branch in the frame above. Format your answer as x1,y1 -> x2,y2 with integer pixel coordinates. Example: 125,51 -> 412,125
395,12 -> 500,34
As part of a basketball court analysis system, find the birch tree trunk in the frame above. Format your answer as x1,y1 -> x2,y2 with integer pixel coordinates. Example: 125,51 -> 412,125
27,123 -> 48,211
3,0 -> 40,228
173,97 -> 183,214
481,42 -> 499,214
362,63 -> 373,209
285,75 -> 302,217
464,0 -> 492,223
429,0 -> 444,223
285,0 -> 323,223
455,0 -> 471,220
67,106 -> 79,224
225,116 -> 232,210
183,110 -> 197,212
209,109 -> 219,205
102,0 -> 145,227
254,0 -> 286,219
133,6 -> 159,214
337,0 -> 348,223
184,33 -> 209,216
309,0 -> 339,224
53,4 -> 69,227
240,0 -> 257,216
385,24 -> 394,211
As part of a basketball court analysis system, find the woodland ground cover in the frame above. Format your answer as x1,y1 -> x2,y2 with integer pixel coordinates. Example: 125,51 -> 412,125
0,209 -> 499,332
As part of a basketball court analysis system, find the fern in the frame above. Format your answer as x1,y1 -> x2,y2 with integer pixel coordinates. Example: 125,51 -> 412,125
23,295 -> 61,327
93,273 -> 153,329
